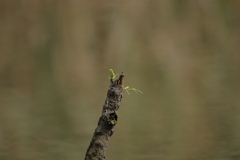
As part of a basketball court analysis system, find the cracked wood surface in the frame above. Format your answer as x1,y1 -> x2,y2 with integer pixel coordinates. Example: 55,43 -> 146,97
85,72 -> 124,160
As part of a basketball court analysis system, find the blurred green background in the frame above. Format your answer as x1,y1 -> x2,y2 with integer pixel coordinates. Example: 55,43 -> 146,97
0,1 -> 240,160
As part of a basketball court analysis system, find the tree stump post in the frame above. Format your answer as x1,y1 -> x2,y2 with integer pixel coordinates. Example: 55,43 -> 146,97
85,72 -> 125,160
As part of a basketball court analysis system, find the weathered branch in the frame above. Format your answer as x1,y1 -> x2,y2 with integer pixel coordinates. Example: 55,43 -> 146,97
84,72 -> 124,160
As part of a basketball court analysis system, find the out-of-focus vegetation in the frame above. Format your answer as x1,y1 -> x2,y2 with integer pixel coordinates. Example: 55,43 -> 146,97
0,1 -> 240,160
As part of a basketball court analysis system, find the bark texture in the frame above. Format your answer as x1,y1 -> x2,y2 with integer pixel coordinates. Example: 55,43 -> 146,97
85,72 -> 124,160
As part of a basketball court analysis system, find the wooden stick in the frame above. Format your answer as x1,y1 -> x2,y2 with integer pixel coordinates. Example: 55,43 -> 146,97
85,72 -> 124,160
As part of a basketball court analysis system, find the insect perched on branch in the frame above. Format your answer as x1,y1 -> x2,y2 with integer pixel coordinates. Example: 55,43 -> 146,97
109,69 -> 117,81
109,69 -> 143,95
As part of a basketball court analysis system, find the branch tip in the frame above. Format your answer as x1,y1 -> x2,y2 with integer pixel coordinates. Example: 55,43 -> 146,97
116,71 -> 124,85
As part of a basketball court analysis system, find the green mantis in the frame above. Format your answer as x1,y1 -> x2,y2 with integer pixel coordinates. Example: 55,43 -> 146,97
109,69 -> 143,95
109,69 -> 117,81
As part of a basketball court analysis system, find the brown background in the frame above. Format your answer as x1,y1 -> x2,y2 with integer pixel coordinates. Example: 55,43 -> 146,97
0,1 -> 240,160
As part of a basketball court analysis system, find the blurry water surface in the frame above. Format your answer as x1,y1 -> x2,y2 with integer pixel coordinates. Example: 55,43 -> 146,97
0,1 -> 240,160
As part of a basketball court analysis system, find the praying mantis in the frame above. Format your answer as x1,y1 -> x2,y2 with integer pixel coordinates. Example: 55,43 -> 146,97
109,69 -> 117,81
109,69 -> 143,95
